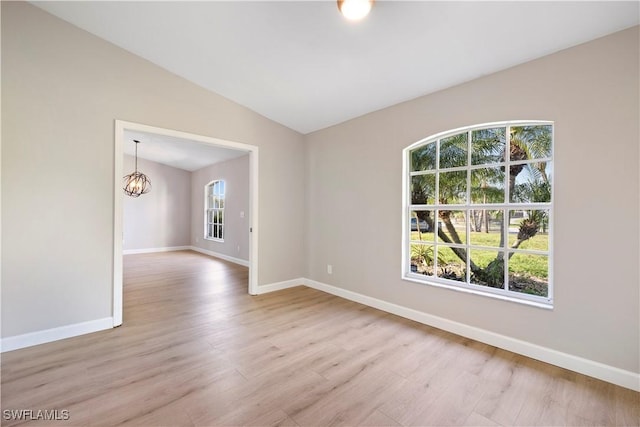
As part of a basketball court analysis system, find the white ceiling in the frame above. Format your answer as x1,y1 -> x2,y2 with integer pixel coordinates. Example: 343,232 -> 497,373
123,130 -> 247,171
34,1 -> 638,134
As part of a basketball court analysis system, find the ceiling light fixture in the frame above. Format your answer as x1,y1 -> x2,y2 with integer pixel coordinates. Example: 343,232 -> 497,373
338,0 -> 373,21
123,139 -> 152,197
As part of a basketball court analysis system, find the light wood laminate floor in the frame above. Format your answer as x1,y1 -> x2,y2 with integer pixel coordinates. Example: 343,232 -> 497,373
2,250 -> 638,426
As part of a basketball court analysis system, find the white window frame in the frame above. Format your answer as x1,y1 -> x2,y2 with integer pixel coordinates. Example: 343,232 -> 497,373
205,179 -> 225,241
402,120 -> 554,308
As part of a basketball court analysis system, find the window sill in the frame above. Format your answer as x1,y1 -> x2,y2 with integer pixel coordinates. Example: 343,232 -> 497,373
204,237 -> 224,243
402,273 -> 553,310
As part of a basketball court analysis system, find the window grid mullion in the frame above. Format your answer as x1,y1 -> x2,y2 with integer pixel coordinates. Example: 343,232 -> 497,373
434,139 -> 440,275
411,202 -> 551,210
466,130 -> 472,284
503,126 -> 511,290
409,158 -> 552,177
406,149 -> 412,276
404,121 -> 552,306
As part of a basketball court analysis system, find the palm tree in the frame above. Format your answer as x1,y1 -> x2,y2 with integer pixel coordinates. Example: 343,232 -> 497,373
474,125 -> 552,287
508,125 -> 551,199
410,124 -> 552,287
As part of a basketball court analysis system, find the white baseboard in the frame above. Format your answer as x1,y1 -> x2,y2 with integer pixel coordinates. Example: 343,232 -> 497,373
123,246 -> 191,255
255,278 -> 304,294
303,278 -> 640,392
189,246 -> 250,267
1,317 -> 113,353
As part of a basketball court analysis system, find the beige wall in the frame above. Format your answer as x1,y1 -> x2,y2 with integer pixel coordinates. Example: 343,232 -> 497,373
1,2 -> 305,337
191,155 -> 250,261
123,155 -> 191,251
306,27 -> 639,373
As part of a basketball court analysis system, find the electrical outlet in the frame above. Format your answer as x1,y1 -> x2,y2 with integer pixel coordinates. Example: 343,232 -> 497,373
327,264 -> 333,275
237,245 -> 240,253
196,237 -> 199,243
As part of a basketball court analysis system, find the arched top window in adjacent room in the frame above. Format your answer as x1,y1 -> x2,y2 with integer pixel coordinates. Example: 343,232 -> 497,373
205,179 -> 225,241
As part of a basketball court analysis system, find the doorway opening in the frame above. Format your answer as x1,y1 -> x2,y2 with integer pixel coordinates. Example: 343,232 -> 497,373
113,120 -> 259,326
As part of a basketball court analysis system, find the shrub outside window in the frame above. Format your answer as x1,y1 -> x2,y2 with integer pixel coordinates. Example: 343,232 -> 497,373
205,180 -> 225,241
403,121 -> 553,307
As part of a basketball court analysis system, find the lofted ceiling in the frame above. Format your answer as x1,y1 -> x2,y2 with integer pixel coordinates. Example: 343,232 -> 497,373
34,1 -> 638,135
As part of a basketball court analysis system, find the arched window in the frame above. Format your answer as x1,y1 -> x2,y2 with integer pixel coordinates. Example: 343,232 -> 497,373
403,121 -> 553,307
205,180 -> 225,241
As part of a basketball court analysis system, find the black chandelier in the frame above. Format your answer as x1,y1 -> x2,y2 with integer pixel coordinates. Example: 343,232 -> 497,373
123,140 -> 151,197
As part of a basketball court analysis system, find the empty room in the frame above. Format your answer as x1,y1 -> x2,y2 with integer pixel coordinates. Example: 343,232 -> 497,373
2,1 -> 639,426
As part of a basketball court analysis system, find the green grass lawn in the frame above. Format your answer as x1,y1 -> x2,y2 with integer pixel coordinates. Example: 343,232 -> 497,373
410,229 -> 548,279
411,230 -> 547,249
